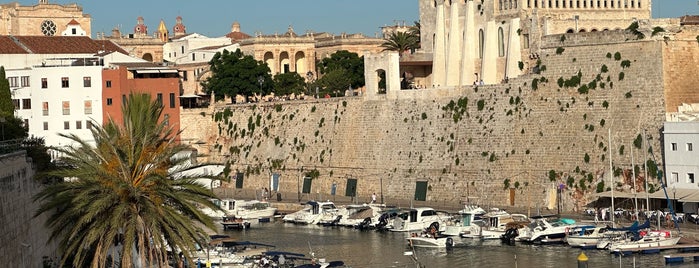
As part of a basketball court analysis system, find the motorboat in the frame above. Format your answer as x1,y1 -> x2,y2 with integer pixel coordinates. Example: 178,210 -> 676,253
406,222 -> 457,248
216,199 -> 277,221
517,215 -> 578,244
282,201 -> 337,224
221,216 -> 251,230
443,205 -> 485,238
390,207 -> 451,232
334,204 -> 386,228
606,230 -> 680,252
565,225 -> 624,248
192,236 -> 275,267
472,208 -> 529,240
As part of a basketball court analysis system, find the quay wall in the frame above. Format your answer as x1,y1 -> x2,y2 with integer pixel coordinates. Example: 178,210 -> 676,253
0,151 -> 58,267
182,32 -> 678,212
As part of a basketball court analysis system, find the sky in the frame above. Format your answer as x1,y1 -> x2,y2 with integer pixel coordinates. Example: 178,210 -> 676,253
17,0 -> 699,38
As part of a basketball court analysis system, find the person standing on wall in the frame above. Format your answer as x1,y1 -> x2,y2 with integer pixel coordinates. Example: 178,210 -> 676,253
371,193 -> 377,204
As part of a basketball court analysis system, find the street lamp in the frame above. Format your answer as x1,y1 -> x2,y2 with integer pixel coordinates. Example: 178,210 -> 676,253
305,71 -> 314,97
257,76 -> 264,93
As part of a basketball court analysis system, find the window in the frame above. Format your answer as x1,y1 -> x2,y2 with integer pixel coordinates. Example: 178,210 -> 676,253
23,119 -> 28,129
169,93 -> 175,108
20,76 -> 29,87
689,173 -> 695,184
671,143 -> 678,151
122,95 -> 126,104
192,53 -> 196,61
181,46 -> 185,54
672,172 -> 679,183
22,99 -> 31,109
43,122 -> 48,130
106,80 -> 112,88
8,77 -> 18,87
84,100 -> 92,114
157,93 -> 163,106
182,71 -> 188,81
478,29 -> 484,58
86,120 -> 93,130
71,28 -> 76,34
76,121 -> 82,129
61,77 -> 69,88
62,101 -> 70,115
42,102 -> 49,116
498,27 -> 505,57
523,34 -> 530,49
12,99 -> 19,110
163,114 -> 170,126
688,143 -> 693,151
64,121 -> 70,130
41,78 -> 47,88
106,98 -> 113,106
83,77 -> 91,87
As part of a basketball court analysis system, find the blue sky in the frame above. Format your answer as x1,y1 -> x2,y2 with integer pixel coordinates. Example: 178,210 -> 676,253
21,0 -> 699,38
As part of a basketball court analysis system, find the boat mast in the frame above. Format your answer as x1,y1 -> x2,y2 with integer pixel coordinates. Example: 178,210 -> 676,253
631,141 -> 638,214
643,129 -> 650,212
609,129 -> 615,226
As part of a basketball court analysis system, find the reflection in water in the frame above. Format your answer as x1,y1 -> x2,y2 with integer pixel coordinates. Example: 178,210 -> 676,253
223,221 -> 694,267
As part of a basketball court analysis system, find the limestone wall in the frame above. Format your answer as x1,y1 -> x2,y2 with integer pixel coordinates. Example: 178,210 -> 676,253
184,32 -> 674,212
0,151 -> 58,267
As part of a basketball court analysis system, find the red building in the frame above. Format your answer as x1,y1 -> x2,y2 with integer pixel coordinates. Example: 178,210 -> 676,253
102,63 -> 181,138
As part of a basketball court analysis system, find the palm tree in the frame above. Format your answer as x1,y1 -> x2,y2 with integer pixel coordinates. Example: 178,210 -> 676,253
380,31 -> 419,57
408,21 -> 421,48
34,93 -> 221,268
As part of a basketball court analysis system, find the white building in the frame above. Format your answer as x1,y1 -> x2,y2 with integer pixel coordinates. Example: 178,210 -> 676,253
664,121 -> 699,189
163,33 -> 234,63
10,59 -> 105,147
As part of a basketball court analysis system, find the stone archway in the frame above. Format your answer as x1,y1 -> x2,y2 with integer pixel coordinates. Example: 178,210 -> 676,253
363,51 -> 400,99
264,52 -> 275,74
280,52 -> 290,74
142,53 -> 153,62
295,51 -> 306,74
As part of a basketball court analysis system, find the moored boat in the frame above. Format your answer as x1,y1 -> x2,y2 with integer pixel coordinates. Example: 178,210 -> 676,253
390,207 -> 450,232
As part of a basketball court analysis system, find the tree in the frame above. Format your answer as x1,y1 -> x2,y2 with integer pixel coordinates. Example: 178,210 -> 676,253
34,93 -> 221,268
317,69 -> 352,96
202,49 -> 272,102
0,66 -> 14,118
408,21 -> 421,48
380,31 -> 419,57
317,50 -> 365,89
272,72 -> 306,96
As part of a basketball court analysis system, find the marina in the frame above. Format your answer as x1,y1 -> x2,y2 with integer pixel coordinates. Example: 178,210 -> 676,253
214,218 -> 699,268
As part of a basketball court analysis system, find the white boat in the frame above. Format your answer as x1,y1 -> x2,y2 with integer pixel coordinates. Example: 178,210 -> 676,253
471,208 -> 529,240
517,216 -> 578,244
443,205 -> 485,237
565,225 -> 624,248
334,204 -> 386,228
216,199 -> 277,221
390,207 -> 451,232
607,230 -> 680,252
282,201 -> 337,224
406,234 -> 457,248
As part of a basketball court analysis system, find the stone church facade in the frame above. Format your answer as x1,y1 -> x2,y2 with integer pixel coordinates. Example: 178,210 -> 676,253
366,0 -> 651,94
0,0 -> 91,36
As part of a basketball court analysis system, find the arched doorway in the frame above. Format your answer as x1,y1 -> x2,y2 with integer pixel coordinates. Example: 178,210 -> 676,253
376,69 -> 387,94
280,52 -> 290,74
295,51 -> 306,74
264,52 -> 275,74
142,53 -> 153,62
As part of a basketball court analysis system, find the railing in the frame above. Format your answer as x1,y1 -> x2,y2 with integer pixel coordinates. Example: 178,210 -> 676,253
0,139 -> 24,155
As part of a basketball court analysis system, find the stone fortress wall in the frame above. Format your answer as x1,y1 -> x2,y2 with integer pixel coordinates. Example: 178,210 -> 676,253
0,151 -> 58,267
180,29 -> 696,211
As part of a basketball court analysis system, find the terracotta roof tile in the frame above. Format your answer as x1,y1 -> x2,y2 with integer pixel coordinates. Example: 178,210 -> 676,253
225,31 -> 251,42
0,36 -> 29,54
7,36 -> 128,55
67,19 -> 80,25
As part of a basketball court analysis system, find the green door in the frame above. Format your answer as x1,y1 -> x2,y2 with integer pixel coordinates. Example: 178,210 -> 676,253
235,172 -> 244,189
302,177 -> 312,194
345,178 -> 357,197
414,181 -> 428,201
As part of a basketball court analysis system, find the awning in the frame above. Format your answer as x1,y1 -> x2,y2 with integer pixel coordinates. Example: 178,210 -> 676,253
134,69 -> 178,74
594,188 -> 699,201
179,94 -> 201,98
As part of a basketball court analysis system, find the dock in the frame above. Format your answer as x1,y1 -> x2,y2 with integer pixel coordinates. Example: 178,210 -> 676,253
664,253 -> 699,264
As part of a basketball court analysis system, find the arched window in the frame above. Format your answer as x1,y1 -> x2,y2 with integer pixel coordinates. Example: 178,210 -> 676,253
478,29 -> 484,58
498,27 -> 505,57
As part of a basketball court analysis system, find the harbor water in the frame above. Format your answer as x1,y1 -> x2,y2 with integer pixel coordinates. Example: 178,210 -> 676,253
222,221 -> 698,268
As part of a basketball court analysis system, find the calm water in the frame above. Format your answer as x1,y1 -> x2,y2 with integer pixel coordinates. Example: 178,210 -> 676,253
222,221 -> 699,268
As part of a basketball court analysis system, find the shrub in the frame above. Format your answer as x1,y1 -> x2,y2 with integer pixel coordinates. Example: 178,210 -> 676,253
614,52 -> 622,61
556,47 -> 565,55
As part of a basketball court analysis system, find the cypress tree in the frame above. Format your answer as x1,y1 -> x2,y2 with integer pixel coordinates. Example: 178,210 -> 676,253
0,66 -> 14,118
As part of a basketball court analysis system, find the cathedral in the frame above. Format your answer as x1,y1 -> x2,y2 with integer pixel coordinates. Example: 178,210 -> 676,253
0,0 -> 91,36
366,0 -> 651,93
